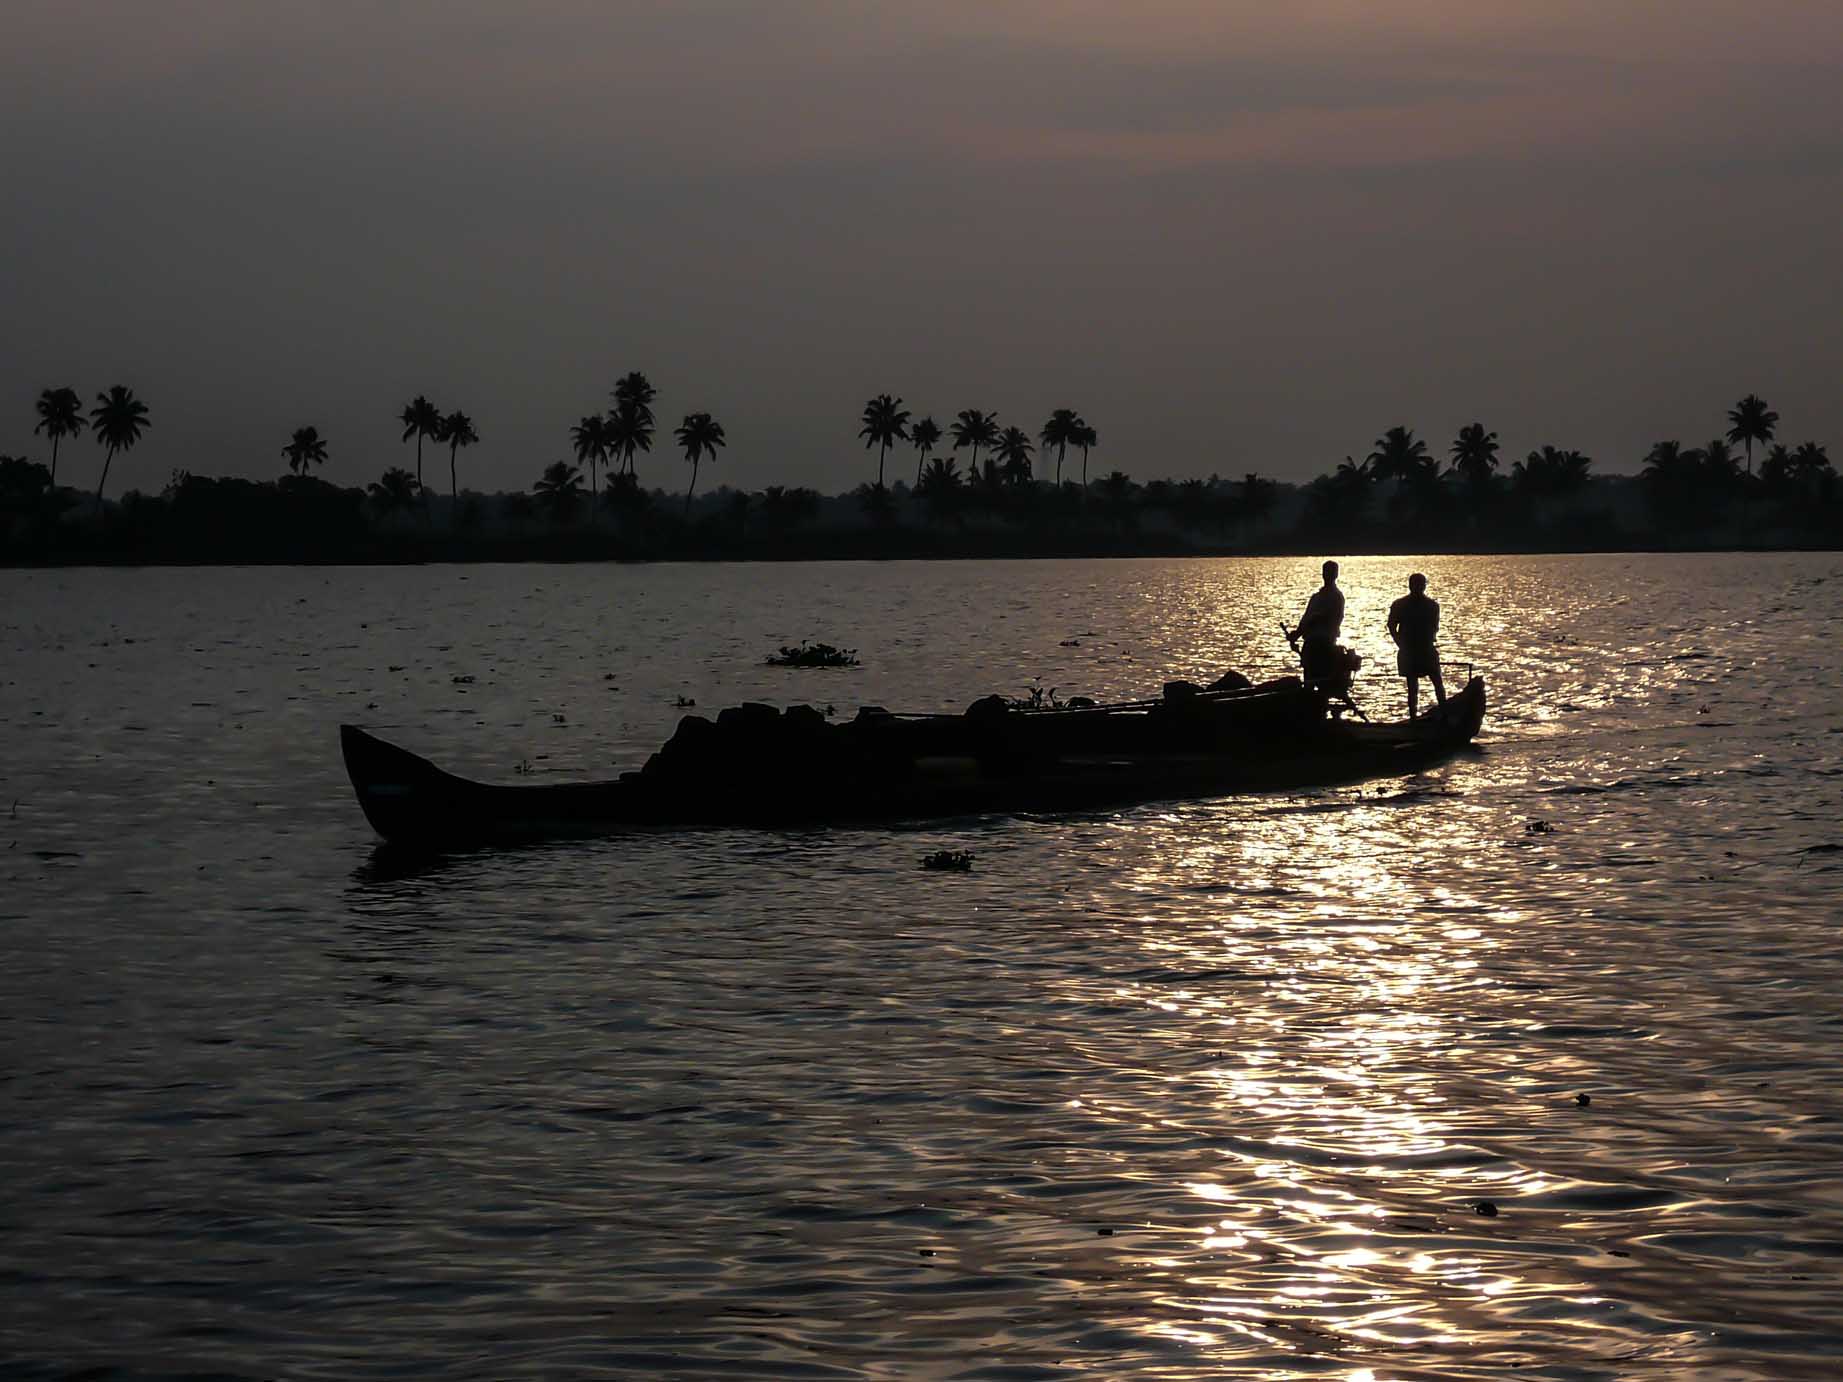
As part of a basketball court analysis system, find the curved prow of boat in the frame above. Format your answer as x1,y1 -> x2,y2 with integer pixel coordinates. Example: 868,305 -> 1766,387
341,724 -> 474,848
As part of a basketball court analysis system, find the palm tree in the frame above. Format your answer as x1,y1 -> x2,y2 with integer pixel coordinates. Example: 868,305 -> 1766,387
1787,442 -> 1835,501
612,372 -> 657,429
399,396 -> 441,491
915,455 -> 962,523
1726,394 -> 1778,476
438,411 -> 478,501
89,385 -> 150,505
533,461 -> 585,523
610,372 -> 657,476
1700,437 -> 1742,493
1366,426 -> 1431,484
675,411 -> 726,515
34,387 -> 84,488
910,416 -> 941,488
1075,423 -> 1098,489
1513,445 -> 1592,499
994,425 -> 1035,485
1761,443 -> 1793,490
368,467 -> 421,517
1304,455 -> 1369,530
605,405 -> 652,483
949,409 -> 1000,478
1038,409 -> 1082,486
1097,471 -> 1138,529
1449,422 -> 1500,483
282,425 -> 328,476
858,394 -> 912,489
1240,473 -> 1276,526
1640,440 -> 1701,523
570,414 -> 611,507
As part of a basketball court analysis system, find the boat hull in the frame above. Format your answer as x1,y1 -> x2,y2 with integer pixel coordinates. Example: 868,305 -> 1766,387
340,677 -> 1487,849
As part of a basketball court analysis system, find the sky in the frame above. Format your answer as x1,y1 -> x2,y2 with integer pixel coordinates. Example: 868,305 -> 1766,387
3,0 -> 1840,493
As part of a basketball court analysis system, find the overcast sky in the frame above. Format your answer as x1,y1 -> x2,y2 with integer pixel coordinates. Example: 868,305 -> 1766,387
4,0 -> 1840,493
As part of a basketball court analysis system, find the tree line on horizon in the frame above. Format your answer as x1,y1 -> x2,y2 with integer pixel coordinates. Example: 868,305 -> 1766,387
4,380 -> 1836,552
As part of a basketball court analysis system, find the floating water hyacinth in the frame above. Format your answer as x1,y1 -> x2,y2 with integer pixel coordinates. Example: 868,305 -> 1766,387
767,641 -> 859,668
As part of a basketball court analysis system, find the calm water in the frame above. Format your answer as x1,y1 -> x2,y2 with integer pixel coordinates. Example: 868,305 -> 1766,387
3,554 -> 1842,1381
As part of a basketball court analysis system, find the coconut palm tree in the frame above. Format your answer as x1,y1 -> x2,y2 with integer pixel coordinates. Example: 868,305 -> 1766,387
1038,409 -> 1082,486
1097,471 -> 1138,529
1760,443 -> 1793,489
675,411 -> 726,515
1512,445 -> 1593,499
438,410 -> 478,501
368,467 -> 421,517
994,426 -> 1035,486
399,396 -> 441,491
858,394 -> 911,489
1700,438 -> 1743,493
1240,473 -> 1276,526
570,414 -> 611,507
1449,422 -> 1500,483
915,455 -> 962,522
612,372 -> 657,429
1073,423 -> 1099,490
89,386 -> 150,505
1726,394 -> 1778,476
910,416 -> 941,488
282,425 -> 328,476
533,460 -> 585,523
1366,426 -> 1431,485
950,409 -> 1000,478
34,387 -> 84,488
609,372 -> 657,476
605,405 -> 651,483
1784,442 -> 1836,502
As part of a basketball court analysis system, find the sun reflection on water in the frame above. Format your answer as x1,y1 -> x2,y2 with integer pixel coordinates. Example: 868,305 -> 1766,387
1093,746 -> 1562,1366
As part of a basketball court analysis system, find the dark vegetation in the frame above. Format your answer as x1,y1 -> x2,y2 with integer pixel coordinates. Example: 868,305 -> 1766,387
766,642 -> 860,669
4,383 -> 1837,564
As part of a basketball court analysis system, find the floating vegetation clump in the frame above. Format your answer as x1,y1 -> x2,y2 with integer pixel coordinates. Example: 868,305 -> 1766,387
921,850 -> 975,872
767,641 -> 859,669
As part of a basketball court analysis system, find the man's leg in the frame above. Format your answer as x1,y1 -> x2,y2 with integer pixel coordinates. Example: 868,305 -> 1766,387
1406,677 -> 1419,720
1430,666 -> 1446,707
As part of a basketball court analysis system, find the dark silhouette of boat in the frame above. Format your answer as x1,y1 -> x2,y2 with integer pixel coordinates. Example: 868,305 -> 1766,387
340,675 -> 1486,849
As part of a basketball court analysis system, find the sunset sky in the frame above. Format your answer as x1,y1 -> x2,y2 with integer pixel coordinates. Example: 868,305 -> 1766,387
4,0 -> 1840,491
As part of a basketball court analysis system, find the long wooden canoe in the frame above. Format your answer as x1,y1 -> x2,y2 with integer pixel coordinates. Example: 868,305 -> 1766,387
341,675 -> 1485,849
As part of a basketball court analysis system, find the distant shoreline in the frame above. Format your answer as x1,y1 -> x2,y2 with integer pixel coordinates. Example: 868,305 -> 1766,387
6,531 -> 1838,570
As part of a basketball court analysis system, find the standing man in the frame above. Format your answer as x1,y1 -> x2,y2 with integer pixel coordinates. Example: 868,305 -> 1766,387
1288,560 -> 1345,691
1387,572 -> 1446,719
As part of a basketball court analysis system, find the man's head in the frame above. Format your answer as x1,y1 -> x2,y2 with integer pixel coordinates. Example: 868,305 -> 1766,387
1408,572 -> 1427,594
1322,560 -> 1339,583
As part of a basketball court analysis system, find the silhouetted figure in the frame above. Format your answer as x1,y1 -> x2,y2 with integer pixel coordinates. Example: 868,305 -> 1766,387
1388,572 -> 1446,719
1288,560 -> 1345,691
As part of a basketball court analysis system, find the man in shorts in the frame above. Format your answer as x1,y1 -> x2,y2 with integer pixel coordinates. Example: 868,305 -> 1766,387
1387,572 -> 1446,719
1289,560 -> 1346,692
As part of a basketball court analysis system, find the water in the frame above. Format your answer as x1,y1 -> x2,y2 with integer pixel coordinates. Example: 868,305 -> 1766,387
3,553 -> 1841,1380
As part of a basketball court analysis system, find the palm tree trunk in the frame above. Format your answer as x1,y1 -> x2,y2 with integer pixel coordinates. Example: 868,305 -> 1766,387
916,449 -> 924,489
685,459 -> 698,517
416,434 -> 424,489
1056,443 -> 1065,486
878,441 -> 887,489
450,444 -> 458,502
1081,447 -> 1090,492
50,435 -> 60,488
96,445 -> 116,506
